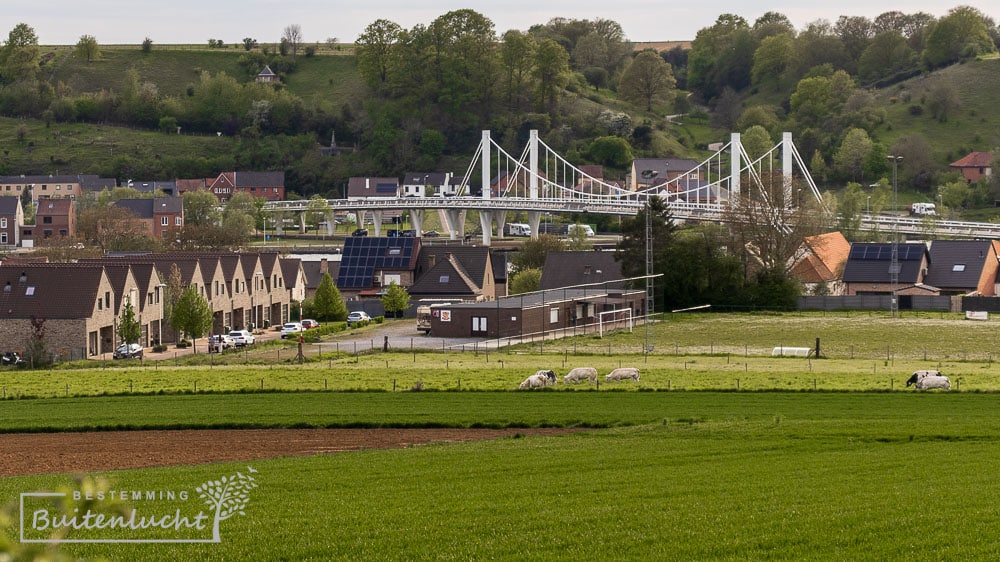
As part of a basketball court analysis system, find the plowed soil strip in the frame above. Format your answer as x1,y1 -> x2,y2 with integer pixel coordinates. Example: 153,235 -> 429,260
0,428 -> 582,477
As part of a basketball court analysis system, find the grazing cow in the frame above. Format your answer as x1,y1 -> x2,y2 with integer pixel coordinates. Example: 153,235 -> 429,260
564,367 -> 598,384
605,367 -> 640,382
535,369 -> 557,385
519,373 -> 550,389
914,375 -> 951,391
906,369 -> 943,387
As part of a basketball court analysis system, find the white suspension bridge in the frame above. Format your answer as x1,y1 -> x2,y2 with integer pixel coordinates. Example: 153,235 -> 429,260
264,130 -> 1000,245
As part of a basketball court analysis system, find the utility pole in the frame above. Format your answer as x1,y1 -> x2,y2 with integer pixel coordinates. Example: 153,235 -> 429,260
888,155 -> 903,318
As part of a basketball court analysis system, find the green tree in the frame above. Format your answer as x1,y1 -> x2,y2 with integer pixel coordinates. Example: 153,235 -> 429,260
141,37 -> 153,53
312,272 -> 347,321
619,50 -> 676,111
499,30 -> 536,114
615,196 -> 677,312
687,14 -> 754,100
532,38 -> 570,111
242,37 -> 258,51
221,192 -> 258,244
923,6 -> 996,69
751,33 -> 794,91
356,19 -> 403,92
161,263 -> 184,340
183,189 -> 222,226
171,285 -> 213,351
118,299 -> 141,345
587,136 -> 633,167
858,31 -> 918,83
741,125 -> 774,161
834,128 -> 874,182
0,23 -> 40,83
926,82 -> 961,123
74,34 -> 100,62
381,281 -> 410,318
511,234 -> 566,273
305,195 -> 332,234
508,268 -> 542,294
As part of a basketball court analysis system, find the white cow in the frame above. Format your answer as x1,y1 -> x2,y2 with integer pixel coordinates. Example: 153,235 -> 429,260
914,375 -> 951,390
605,367 -> 640,382
906,370 -> 943,387
519,373 -> 551,389
564,367 -> 598,384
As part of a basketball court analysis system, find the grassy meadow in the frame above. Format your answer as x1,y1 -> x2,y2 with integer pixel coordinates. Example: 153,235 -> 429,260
3,393 -> 1000,559
4,312 -> 1000,559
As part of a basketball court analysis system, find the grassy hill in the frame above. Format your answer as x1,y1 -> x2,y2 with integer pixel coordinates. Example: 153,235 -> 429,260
873,56 -> 1000,163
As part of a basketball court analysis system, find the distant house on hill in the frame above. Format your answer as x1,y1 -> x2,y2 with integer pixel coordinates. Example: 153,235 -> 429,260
256,65 -> 278,83
950,151 -> 993,183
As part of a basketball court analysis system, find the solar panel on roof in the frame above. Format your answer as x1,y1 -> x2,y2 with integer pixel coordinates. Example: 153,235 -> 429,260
337,237 -> 415,288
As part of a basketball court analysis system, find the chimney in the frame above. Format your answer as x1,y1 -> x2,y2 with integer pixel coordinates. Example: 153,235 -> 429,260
320,258 -> 328,274
428,254 -> 436,268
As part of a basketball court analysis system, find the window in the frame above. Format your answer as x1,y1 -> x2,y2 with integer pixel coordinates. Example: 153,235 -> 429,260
59,229 -> 67,236
43,216 -> 52,224
0,218 -> 6,228
439,275 -> 450,283
56,185 -> 61,190
41,185 -> 47,190
26,286 -> 35,296
952,264 -> 966,272
175,216 -> 182,226
43,229 -> 52,238
0,232 -> 6,244
98,298 -> 102,310
105,292 -> 110,308
161,216 -> 168,226
550,307 -> 559,323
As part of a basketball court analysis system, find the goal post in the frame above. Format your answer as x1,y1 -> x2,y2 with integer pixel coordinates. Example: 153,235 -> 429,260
597,308 -> 633,337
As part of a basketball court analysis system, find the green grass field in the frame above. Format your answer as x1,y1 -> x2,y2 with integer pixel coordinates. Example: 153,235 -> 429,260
4,313 -> 1000,559
3,393 -> 1000,560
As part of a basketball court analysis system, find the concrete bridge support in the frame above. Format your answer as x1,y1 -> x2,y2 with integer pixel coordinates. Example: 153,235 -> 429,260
410,210 -> 425,237
527,211 -> 542,239
478,211 -> 494,246
444,210 -> 467,240
494,210 -> 508,239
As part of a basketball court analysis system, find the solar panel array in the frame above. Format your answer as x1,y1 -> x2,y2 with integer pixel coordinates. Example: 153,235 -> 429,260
337,237 -> 416,288
848,244 -> 924,261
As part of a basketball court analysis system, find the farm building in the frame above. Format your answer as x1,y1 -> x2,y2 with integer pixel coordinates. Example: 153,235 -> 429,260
427,282 -> 645,339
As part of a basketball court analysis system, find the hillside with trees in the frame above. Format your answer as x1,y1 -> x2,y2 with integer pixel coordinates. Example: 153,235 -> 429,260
0,7 -> 998,210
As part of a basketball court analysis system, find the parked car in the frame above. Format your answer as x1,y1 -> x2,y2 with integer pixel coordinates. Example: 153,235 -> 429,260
351,228 -> 369,237
281,322 -> 304,338
422,230 -> 441,238
301,319 -> 321,330
113,343 -> 143,360
208,334 -> 235,352
228,330 -> 255,346
2,351 -> 25,366
346,311 -> 372,326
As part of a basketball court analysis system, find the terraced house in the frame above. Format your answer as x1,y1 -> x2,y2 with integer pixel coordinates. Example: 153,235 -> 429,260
0,252 -> 303,361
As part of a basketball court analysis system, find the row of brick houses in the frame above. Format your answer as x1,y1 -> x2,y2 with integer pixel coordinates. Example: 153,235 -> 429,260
0,252 -> 306,360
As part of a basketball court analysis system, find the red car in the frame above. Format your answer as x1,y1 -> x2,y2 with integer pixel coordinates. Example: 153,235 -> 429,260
301,319 -> 320,330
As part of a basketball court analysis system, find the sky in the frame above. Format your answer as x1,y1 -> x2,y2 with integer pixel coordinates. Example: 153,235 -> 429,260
3,1 -> 976,46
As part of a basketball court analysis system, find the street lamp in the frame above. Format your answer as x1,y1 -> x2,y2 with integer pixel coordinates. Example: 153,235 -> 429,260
866,196 -> 871,216
262,215 -> 267,244
157,282 -> 167,346
887,155 -> 903,318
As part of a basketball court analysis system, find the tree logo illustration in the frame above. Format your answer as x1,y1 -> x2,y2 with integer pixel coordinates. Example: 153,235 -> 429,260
195,467 -> 259,542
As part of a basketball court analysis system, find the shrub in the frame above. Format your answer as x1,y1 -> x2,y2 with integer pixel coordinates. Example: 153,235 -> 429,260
176,340 -> 190,349
374,316 -> 384,324
152,344 -> 167,352
908,105 -> 923,116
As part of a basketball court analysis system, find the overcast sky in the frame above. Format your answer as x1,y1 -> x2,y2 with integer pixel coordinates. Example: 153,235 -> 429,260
4,2 -> 981,45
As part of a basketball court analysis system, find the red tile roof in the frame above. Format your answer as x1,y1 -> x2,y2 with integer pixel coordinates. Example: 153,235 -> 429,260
950,152 -> 993,168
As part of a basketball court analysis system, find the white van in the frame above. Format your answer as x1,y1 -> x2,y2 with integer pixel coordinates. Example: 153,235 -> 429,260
505,223 -> 532,236
910,202 -> 937,216
566,224 -> 595,237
